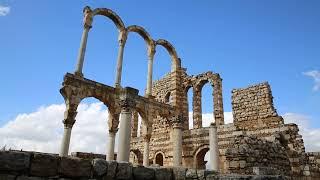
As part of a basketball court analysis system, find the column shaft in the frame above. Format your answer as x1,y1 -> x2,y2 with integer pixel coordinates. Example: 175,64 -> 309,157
59,126 -> 72,157
143,139 -> 150,166
146,52 -> 154,96
107,132 -> 116,161
172,127 -> 182,166
209,124 -> 219,171
75,27 -> 90,76
117,109 -> 132,162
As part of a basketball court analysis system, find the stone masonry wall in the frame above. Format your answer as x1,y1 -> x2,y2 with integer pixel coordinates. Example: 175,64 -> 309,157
232,82 -> 283,130
0,150 -> 288,180
225,135 -> 291,176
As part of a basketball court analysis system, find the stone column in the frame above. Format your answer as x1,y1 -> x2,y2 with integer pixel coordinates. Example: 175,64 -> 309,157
172,116 -> 183,166
59,109 -> 77,157
131,111 -> 138,137
117,87 -> 138,162
114,31 -> 127,88
209,123 -> 219,171
145,46 -> 155,97
75,7 -> 93,77
193,87 -> 202,128
143,135 -> 151,167
213,77 -> 224,125
107,131 -> 116,161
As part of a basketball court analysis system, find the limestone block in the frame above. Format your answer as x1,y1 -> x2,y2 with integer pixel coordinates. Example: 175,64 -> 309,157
92,158 -> 108,177
153,167 -> 173,180
0,174 -> 16,180
58,157 -> 91,178
16,176 -> 46,180
116,162 -> 132,180
185,169 -> 197,179
172,167 -> 186,180
30,153 -> 59,177
105,161 -> 118,180
132,166 -> 155,180
0,151 -> 30,174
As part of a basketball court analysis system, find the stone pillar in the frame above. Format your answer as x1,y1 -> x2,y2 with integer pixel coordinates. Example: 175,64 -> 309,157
107,131 -> 116,161
131,111 -> 138,137
209,123 -> 219,171
59,108 -> 77,157
74,6 -> 93,77
145,46 -> 155,97
193,87 -> 202,128
117,87 -> 138,162
213,76 -> 224,125
114,31 -> 127,88
143,135 -> 151,167
172,116 -> 183,166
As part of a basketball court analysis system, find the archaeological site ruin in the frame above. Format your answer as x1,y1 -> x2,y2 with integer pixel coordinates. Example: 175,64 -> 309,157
1,6 -> 319,180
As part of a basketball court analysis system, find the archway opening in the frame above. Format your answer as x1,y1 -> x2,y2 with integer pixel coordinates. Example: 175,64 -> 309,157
129,150 -> 143,166
69,97 -> 108,156
155,153 -> 164,166
164,91 -> 173,104
195,147 -> 209,169
153,45 -> 172,81
201,83 -> 214,127
187,86 -> 193,129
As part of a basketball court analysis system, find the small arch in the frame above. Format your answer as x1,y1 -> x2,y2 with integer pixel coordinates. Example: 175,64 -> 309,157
193,145 -> 209,169
155,39 -> 181,71
164,91 -> 173,104
130,149 -> 143,165
92,8 -> 125,31
154,151 -> 165,166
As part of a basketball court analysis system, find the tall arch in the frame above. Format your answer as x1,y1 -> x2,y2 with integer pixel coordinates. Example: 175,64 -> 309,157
126,25 -> 154,47
92,8 -> 125,31
155,39 -> 181,72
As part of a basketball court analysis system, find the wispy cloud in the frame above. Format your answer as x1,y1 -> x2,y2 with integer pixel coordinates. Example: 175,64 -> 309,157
303,70 -> 320,91
0,5 -> 10,16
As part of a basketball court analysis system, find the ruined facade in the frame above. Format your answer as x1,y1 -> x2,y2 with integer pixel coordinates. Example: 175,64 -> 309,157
56,6 -> 320,179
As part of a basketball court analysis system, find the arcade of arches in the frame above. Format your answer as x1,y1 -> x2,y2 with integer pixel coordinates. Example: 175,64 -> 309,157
58,6 -> 320,177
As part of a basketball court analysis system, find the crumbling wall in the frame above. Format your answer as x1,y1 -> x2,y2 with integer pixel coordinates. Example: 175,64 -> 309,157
231,82 -> 284,130
304,152 -> 320,178
225,135 -> 291,176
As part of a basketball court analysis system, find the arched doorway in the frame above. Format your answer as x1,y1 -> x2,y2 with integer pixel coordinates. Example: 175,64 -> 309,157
194,145 -> 209,169
155,153 -> 164,166
130,149 -> 143,165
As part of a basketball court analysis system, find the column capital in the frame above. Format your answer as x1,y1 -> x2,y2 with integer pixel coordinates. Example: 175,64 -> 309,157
143,134 -> 151,142
171,114 -> 184,129
210,122 -> 217,128
147,45 -> 156,60
83,6 -> 93,29
118,30 -> 127,46
119,87 -> 139,111
62,109 -> 77,128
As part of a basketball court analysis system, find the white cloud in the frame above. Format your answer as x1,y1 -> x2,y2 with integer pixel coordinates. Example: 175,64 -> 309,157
0,5 -> 10,16
303,70 -> 320,91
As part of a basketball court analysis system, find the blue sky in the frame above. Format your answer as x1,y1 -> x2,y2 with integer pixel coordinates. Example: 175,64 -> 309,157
0,0 -> 319,129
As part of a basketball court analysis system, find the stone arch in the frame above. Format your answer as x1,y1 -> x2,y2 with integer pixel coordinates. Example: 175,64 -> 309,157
92,8 -> 125,31
154,151 -> 166,166
193,144 -> 209,169
126,25 -> 154,47
155,39 -> 181,72
130,149 -> 143,165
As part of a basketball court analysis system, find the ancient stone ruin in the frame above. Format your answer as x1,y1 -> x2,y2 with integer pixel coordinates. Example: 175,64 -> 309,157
1,6 -> 319,180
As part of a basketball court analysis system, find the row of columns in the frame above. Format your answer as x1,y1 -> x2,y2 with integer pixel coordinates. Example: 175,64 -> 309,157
74,7 -> 156,97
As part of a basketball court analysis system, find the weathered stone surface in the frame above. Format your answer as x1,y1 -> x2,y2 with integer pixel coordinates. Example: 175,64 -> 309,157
92,158 -> 108,177
58,157 -> 91,178
172,167 -> 186,180
0,174 -> 16,180
105,160 -> 118,180
153,167 -> 173,180
30,153 -> 58,177
16,176 -> 46,180
185,169 -> 197,179
133,166 -> 154,180
116,162 -> 132,180
0,151 -> 30,173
